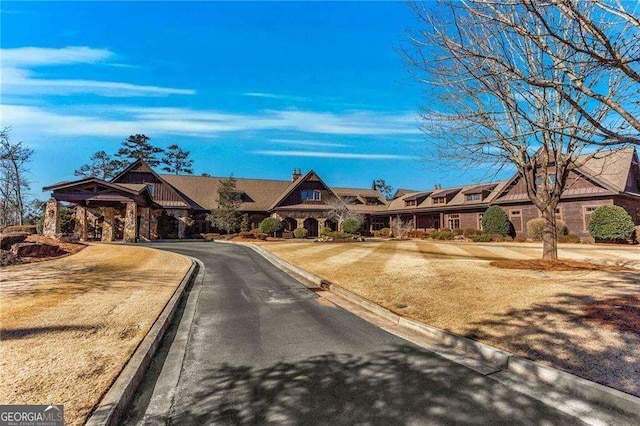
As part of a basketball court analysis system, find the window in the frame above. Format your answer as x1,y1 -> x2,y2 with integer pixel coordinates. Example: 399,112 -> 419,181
365,197 -> 379,205
555,207 -> 563,221
535,174 -> 557,187
465,193 -> 482,202
301,189 -> 321,201
583,206 -> 597,232
433,197 -> 446,205
509,209 -> 523,232
405,200 -> 417,207
447,214 -> 460,230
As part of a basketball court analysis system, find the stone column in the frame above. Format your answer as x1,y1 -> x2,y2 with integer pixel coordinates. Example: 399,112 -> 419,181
138,207 -> 150,240
150,209 -> 161,240
74,206 -> 88,241
43,198 -> 61,237
317,217 -> 326,236
413,214 -> 417,230
124,202 -> 137,242
102,207 -> 115,242
177,213 -> 186,239
296,218 -> 304,229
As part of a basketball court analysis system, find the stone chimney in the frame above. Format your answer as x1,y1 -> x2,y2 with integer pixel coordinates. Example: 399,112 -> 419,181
291,168 -> 302,182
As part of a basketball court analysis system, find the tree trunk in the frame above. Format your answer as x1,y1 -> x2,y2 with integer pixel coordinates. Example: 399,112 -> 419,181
542,205 -> 558,259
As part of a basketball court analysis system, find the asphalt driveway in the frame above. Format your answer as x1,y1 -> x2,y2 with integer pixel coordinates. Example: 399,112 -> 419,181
123,241 -> 584,425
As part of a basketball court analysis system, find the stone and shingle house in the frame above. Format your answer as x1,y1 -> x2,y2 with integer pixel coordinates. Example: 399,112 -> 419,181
42,147 -> 640,241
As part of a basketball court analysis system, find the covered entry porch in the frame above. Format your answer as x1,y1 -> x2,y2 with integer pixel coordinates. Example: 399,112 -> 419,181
42,178 -> 155,242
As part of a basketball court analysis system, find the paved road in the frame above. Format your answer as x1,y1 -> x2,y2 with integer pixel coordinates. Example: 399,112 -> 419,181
125,242 -> 583,425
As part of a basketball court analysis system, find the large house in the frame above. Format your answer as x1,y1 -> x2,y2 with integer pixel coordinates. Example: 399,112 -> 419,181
42,147 -> 640,242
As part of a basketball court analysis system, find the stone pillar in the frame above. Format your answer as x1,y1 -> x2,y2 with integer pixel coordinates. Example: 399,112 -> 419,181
296,218 -> 304,229
139,207 -> 150,240
177,214 -> 186,239
43,198 -> 61,237
150,209 -> 161,240
124,202 -> 137,242
317,217 -> 326,236
102,207 -> 115,242
74,206 -> 88,241
413,214 -> 417,230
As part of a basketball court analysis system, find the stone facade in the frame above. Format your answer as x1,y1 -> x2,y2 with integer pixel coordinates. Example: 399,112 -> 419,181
101,207 -> 115,242
124,202 -> 137,242
74,206 -> 88,241
138,207 -> 151,240
42,198 -> 60,237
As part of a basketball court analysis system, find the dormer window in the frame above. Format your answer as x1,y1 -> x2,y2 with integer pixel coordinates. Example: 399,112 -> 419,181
301,189 -> 321,201
433,197 -> 446,205
535,174 -> 556,186
465,193 -> 482,202
365,197 -> 379,205
405,200 -> 417,207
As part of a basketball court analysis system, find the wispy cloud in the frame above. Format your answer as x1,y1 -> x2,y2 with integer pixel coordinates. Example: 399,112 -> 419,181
269,138 -> 349,148
1,46 -> 195,97
252,150 -> 413,160
242,92 -> 307,102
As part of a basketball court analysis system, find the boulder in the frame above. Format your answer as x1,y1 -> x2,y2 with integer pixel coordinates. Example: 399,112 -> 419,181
10,242 -> 65,258
0,232 -> 29,250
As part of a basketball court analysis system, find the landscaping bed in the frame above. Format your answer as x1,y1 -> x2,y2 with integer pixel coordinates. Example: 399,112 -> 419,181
257,239 -> 640,397
0,244 -> 192,425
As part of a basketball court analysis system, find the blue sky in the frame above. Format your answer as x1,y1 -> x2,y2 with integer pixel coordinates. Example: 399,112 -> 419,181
1,1 -> 509,200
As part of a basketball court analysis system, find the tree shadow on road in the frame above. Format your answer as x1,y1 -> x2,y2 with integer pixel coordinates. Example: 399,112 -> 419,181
166,345 -> 580,426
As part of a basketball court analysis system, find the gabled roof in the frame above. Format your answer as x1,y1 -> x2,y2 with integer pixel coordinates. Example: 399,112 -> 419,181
161,174 -> 290,211
43,177 -> 148,196
462,183 -> 498,195
267,170 -> 342,210
431,187 -> 463,198
576,147 -> 636,192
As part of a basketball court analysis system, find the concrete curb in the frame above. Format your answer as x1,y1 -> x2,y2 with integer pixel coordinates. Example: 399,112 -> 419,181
85,258 -> 200,426
239,241 -> 640,418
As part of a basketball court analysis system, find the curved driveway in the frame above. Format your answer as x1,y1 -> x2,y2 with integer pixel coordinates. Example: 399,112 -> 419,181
125,242 -> 582,425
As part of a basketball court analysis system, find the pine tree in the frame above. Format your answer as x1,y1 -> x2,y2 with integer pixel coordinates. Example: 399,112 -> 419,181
161,144 -> 194,174
74,151 -> 120,180
115,134 -> 163,167
206,176 -> 242,234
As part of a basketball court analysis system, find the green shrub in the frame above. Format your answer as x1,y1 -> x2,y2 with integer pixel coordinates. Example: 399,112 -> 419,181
514,234 -> 527,243
431,230 -> 455,240
469,233 -> 493,242
588,205 -> 635,241
240,214 -> 251,232
320,227 -> 333,237
373,228 -> 391,238
491,234 -> 505,242
326,231 -> 349,239
259,217 -> 282,235
463,228 -> 481,236
558,234 -> 581,243
293,227 -> 308,238
452,228 -> 464,236
342,217 -> 362,233
526,218 -> 569,241
481,206 -> 510,237
407,230 -> 425,238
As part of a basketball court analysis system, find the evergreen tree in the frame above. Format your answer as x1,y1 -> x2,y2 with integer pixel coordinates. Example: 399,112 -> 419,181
115,134 -> 163,167
206,176 -> 242,234
161,144 -> 194,174
372,179 -> 393,200
74,151 -> 120,180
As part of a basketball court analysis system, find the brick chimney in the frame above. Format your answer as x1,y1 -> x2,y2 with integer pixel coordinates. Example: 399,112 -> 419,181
291,168 -> 302,182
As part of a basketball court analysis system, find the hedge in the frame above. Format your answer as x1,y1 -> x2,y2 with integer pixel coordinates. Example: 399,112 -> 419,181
293,227 -> 308,238
526,218 -> 569,241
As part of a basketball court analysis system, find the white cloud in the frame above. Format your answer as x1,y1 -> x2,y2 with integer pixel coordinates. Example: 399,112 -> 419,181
269,138 -> 349,148
242,92 -> 307,102
1,46 -> 195,97
252,150 -> 413,160
0,104 -> 419,139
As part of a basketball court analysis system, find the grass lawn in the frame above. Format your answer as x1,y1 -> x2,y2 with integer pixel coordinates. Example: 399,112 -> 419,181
0,244 -> 192,426
257,239 -> 640,397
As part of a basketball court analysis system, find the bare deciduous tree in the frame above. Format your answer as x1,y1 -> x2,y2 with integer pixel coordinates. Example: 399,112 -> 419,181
325,196 -> 364,231
0,128 -> 34,226
391,216 -> 414,239
403,0 -> 639,259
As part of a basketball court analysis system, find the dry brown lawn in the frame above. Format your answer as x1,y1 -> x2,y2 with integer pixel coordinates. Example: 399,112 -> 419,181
0,243 -> 191,425
257,239 -> 640,397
